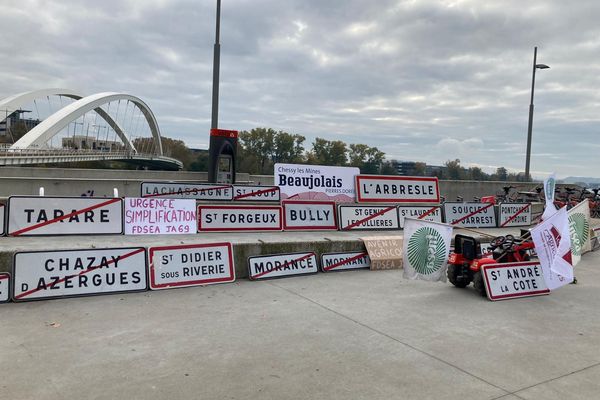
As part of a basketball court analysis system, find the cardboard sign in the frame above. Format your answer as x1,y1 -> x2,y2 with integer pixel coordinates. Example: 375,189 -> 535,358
275,163 -> 359,202
124,197 -> 197,235
148,243 -> 235,290
320,252 -> 370,272
282,201 -> 337,230
248,252 -> 318,280
355,175 -> 440,203
198,205 -> 282,232
0,204 -> 5,236
0,273 -> 9,303
141,181 -> 233,200
362,236 -> 403,270
498,203 -> 532,227
7,196 -> 123,236
481,261 -> 549,301
12,247 -> 147,301
338,205 -> 400,231
443,202 -> 497,228
233,185 -> 280,202
398,206 -> 442,228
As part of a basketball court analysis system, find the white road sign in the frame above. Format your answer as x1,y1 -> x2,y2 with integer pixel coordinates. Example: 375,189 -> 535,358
198,205 -> 282,232
498,203 -> 532,227
275,163 -> 359,202
248,252 -> 318,280
141,181 -> 233,200
12,247 -> 147,301
320,252 -> 370,272
481,261 -> 549,301
0,273 -> 9,303
7,196 -> 123,236
338,205 -> 400,231
149,243 -> 235,290
398,206 -> 443,228
443,202 -> 497,228
282,201 -> 337,230
355,175 -> 440,203
124,197 -> 197,235
233,185 -> 280,202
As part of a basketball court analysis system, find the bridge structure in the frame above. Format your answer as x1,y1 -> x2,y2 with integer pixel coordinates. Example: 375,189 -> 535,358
0,89 -> 183,170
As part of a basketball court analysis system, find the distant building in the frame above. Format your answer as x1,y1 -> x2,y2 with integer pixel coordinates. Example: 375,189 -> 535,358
389,159 -> 447,177
62,135 -> 125,151
0,110 -> 41,138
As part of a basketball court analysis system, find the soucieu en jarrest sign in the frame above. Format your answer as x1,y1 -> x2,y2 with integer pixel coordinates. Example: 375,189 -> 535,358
443,202 -> 497,228
141,181 -> 233,201
232,185 -> 280,202
320,252 -> 370,272
282,201 -> 337,230
498,203 -> 532,227
198,205 -> 282,232
481,261 -> 549,301
355,175 -> 440,203
398,206 -> 443,229
275,163 -> 359,202
149,243 -> 235,290
7,196 -> 123,236
248,252 -> 318,280
338,205 -> 400,231
12,247 -> 147,302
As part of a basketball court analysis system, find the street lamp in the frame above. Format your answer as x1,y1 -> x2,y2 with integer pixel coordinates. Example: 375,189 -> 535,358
524,46 -> 550,181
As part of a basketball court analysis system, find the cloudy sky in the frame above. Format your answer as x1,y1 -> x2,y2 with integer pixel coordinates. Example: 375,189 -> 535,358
2,0 -> 600,178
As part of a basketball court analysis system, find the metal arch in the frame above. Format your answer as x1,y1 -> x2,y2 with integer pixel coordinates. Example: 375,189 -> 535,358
11,92 -> 163,155
0,89 -> 137,153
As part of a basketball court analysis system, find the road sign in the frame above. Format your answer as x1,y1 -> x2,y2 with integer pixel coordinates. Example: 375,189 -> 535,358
443,202 -> 497,228
481,261 -> 549,301
355,175 -> 439,203
0,273 -> 9,303
141,181 -> 233,200
148,243 -> 235,290
320,252 -> 370,272
7,196 -> 123,236
124,197 -> 197,235
0,204 -> 5,236
232,185 -> 280,202
248,252 -> 318,280
498,203 -> 532,227
282,201 -> 337,230
12,247 -> 147,302
338,205 -> 400,231
198,205 -> 282,232
398,206 -> 442,228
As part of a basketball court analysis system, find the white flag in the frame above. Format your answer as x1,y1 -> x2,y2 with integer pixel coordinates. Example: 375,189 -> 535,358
531,207 -> 573,290
403,218 -> 453,282
568,199 -> 592,265
542,173 -> 558,220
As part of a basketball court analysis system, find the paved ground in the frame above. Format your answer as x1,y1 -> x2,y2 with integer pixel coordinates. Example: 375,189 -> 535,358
1,249 -> 599,400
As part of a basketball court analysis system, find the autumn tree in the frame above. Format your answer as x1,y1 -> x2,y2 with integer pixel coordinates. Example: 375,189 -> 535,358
348,143 -> 385,173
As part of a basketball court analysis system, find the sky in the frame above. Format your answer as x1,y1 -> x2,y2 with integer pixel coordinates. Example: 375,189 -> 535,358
1,0 -> 600,179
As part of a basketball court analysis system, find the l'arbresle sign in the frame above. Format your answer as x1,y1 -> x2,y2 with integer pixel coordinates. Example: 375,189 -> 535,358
355,175 -> 440,203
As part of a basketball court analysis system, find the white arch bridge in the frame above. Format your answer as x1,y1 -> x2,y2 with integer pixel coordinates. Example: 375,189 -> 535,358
0,89 -> 183,170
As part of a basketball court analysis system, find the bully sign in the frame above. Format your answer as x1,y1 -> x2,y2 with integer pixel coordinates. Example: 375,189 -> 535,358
233,185 -> 280,202
355,175 -> 440,203
481,261 -> 549,301
248,252 -> 318,280
320,252 -> 370,272
282,201 -> 337,230
398,206 -> 442,229
149,243 -> 235,290
124,198 -> 197,235
198,205 -> 282,231
7,196 -> 123,236
499,203 -> 532,227
0,273 -> 9,303
12,247 -> 147,302
443,202 -> 497,228
141,182 -> 233,201
338,205 -> 400,231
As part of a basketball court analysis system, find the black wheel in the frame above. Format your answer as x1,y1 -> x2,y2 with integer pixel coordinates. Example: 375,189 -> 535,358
473,271 -> 487,297
447,263 -> 470,288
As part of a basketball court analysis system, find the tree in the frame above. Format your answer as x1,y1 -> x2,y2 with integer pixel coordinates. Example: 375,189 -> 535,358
348,144 -> 385,174
238,128 -> 276,174
467,166 -> 485,181
414,162 -> 427,176
309,138 -> 347,166
380,161 -> 398,175
494,167 -> 508,181
445,159 -> 464,180
272,131 -> 306,164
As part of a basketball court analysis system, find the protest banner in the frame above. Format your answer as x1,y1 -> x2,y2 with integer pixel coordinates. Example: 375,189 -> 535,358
275,163 -> 359,202
542,173 -> 557,220
338,205 -> 400,231
568,199 -> 592,266
355,175 -> 439,203
320,252 -> 371,272
282,200 -> 337,230
7,196 -> 123,236
498,203 -> 532,227
248,252 -> 318,280
0,273 -> 9,303
232,185 -> 280,202
443,202 -> 496,228
402,218 -> 453,281
362,236 -> 403,270
198,205 -> 282,232
141,181 -> 233,200
398,206 -> 442,228
481,261 -> 549,301
124,197 -> 197,235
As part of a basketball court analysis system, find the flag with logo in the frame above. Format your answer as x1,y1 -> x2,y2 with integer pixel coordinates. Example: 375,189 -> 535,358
542,173 -> 557,221
403,218 -> 453,282
531,207 -> 573,290
568,199 -> 592,265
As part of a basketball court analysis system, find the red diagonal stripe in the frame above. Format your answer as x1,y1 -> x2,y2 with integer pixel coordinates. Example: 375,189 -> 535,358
418,206 -> 439,220
251,253 -> 314,280
323,252 -> 369,271
233,187 -> 278,200
500,204 -> 531,227
451,203 -> 494,225
343,206 -> 397,230
142,185 -> 231,198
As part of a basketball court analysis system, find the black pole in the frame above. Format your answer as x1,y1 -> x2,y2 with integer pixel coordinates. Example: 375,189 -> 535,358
208,0 -> 221,182
524,47 -> 537,182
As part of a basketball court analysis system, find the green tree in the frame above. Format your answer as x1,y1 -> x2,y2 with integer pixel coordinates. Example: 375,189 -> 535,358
445,159 -> 464,180
494,167 -> 508,181
272,131 -> 306,164
414,162 -> 427,176
310,138 -> 347,166
467,166 -> 485,181
348,143 -> 385,173
238,128 -> 276,174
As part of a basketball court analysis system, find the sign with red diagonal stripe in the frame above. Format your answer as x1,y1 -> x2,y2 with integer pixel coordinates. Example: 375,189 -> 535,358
338,205 -> 400,231
198,205 -> 282,232
443,202 -> 496,228
283,200 -> 337,230
398,206 -> 442,228
482,261 -> 549,301
12,247 -> 147,301
7,196 -> 123,236
149,243 -> 235,290
141,181 -> 233,200
0,273 -> 9,303
233,185 -> 280,202
355,175 -> 439,203
0,204 -> 5,236
499,203 -> 532,227
248,252 -> 318,280
320,252 -> 370,272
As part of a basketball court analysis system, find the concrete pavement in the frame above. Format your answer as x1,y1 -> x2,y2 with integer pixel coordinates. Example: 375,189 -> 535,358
1,247 -> 599,399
